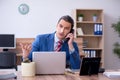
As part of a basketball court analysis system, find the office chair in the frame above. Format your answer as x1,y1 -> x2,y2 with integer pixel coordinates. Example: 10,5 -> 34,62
0,51 -> 17,79
0,51 -> 17,70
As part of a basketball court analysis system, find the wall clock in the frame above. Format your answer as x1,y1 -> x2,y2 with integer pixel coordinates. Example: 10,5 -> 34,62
18,4 -> 29,15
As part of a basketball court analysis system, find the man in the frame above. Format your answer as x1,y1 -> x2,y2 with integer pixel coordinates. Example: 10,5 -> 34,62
20,15 -> 81,69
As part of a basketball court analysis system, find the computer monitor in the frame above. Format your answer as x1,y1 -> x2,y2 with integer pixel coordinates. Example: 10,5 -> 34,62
0,34 -> 16,51
79,57 -> 101,76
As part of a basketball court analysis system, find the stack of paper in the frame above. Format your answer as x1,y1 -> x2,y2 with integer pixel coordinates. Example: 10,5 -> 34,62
65,68 -> 80,74
103,71 -> 120,78
0,73 -> 17,79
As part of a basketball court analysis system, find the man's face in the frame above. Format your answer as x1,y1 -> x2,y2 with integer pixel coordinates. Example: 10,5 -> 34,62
56,19 -> 72,40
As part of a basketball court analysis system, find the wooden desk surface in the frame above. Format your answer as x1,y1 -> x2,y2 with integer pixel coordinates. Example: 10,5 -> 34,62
1,70 -> 119,80
17,72 -> 120,80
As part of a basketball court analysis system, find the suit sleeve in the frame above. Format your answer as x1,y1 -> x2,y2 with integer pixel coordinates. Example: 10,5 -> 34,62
28,35 -> 41,61
69,42 -> 81,69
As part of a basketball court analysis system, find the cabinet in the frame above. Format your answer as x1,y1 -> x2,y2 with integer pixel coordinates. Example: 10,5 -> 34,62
74,9 -> 104,68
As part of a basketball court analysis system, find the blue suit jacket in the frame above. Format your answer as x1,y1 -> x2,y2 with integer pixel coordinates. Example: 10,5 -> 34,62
28,32 -> 81,69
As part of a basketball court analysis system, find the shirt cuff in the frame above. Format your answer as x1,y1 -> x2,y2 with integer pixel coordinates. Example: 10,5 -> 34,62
69,48 -> 75,54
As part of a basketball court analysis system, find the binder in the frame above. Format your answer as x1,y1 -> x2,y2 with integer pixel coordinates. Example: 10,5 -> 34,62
94,24 -> 103,35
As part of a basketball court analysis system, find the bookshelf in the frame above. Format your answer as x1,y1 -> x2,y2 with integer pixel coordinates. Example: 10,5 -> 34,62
74,9 -> 104,68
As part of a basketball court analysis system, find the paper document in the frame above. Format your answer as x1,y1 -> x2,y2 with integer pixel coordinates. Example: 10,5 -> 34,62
103,71 -> 120,78
77,28 -> 83,35
65,68 -> 80,74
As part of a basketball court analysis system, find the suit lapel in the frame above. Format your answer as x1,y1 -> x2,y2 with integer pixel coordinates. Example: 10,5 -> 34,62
47,33 -> 54,51
61,42 -> 68,51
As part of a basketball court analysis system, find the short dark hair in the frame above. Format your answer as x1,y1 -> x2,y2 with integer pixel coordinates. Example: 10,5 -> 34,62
58,15 -> 74,29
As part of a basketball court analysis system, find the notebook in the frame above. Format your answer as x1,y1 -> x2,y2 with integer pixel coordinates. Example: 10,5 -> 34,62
32,52 -> 66,75
103,71 -> 120,78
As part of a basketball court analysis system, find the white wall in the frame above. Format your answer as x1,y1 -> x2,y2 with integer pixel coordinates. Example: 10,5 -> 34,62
0,0 -> 120,69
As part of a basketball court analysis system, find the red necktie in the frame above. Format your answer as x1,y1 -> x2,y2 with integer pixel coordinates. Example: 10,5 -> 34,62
55,40 -> 63,51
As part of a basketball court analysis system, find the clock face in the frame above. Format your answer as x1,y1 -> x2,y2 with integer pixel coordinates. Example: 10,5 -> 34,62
18,4 -> 29,15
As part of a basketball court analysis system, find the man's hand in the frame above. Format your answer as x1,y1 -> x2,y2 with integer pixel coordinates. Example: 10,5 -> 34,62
65,33 -> 74,50
19,43 -> 32,59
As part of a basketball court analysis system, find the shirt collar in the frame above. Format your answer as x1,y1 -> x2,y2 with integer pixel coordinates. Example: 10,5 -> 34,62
54,33 -> 64,43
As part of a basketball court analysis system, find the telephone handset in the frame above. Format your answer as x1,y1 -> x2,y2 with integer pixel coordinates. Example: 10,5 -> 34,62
64,29 -> 74,42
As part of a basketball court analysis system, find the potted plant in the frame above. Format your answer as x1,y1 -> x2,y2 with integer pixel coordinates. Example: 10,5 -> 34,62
21,58 -> 36,76
111,18 -> 120,58
113,42 -> 120,58
93,14 -> 97,22
78,14 -> 84,22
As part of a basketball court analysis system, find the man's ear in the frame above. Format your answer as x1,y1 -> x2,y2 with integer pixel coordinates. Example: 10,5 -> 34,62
70,29 -> 74,33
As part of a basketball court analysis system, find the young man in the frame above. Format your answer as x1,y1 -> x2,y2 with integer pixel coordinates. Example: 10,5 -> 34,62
20,15 -> 81,69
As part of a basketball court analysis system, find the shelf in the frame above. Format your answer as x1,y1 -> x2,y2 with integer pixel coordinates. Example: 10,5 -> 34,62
75,9 -> 104,68
76,21 -> 103,24
83,48 -> 103,50
77,35 -> 102,37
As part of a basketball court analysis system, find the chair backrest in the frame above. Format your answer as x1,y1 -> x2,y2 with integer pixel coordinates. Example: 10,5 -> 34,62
0,51 -> 17,70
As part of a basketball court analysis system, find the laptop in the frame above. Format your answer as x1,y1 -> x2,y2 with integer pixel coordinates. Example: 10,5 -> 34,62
32,52 -> 66,75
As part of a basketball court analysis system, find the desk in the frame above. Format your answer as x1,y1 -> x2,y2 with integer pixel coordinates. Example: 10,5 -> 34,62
17,72 -> 120,80
1,70 -> 119,80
